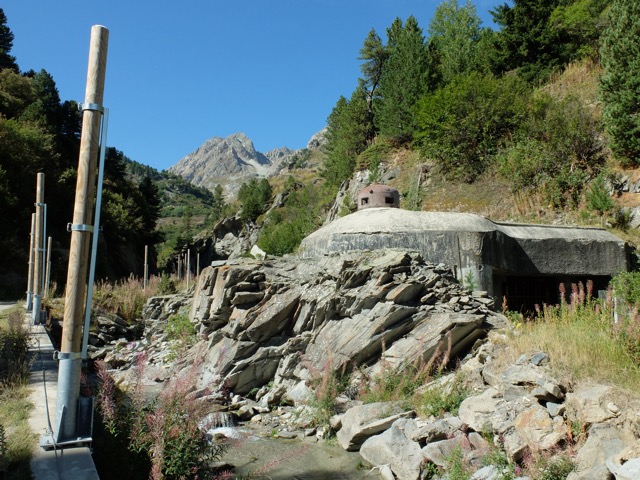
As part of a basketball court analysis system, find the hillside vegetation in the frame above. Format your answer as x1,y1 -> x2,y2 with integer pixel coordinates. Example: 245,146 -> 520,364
240,0 -> 640,259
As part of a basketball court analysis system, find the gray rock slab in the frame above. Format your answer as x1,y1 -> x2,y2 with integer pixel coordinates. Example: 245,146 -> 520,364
359,418 -> 425,480
336,402 -> 414,451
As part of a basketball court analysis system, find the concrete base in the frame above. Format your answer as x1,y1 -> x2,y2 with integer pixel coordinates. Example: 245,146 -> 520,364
27,321 -> 99,479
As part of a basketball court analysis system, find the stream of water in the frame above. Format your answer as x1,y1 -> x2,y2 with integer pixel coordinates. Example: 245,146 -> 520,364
219,432 -> 382,480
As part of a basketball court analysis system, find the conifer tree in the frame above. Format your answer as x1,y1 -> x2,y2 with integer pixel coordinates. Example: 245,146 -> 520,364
600,0 -> 640,167
358,29 -> 387,144
0,9 -> 18,72
376,16 -> 432,141
321,85 -> 369,186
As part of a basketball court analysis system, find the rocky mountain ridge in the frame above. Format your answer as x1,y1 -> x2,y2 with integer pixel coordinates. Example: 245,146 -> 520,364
167,131 -> 322,198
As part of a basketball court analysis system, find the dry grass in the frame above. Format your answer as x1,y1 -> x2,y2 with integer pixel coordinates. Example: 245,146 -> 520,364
420,169 -> 516,221
542,58 -> 602,109
504,292 -> 640,395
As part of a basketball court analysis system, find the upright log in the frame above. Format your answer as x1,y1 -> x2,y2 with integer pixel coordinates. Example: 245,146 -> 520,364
32,173 -> 45,323
55,25 -> 109,444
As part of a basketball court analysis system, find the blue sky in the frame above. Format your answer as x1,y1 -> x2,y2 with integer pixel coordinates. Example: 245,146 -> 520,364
4,0 -> 502,171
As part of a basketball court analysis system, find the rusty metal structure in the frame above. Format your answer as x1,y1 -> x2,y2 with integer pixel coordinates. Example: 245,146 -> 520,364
357,184 -> 400,210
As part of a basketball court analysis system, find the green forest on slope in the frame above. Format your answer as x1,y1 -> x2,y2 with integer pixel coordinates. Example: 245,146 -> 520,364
251,0 -> 640,258
2,0 -> 640,298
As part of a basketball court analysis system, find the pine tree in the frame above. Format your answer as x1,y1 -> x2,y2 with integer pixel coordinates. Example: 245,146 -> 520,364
600,0 -> 640,167
358,29 -> 388,144
376,16 -> 433,141
490,0 -> 565,83
321,86 -> 369,186
0,9 -> 18,72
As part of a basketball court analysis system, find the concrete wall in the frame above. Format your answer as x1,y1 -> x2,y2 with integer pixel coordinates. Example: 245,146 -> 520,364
299,208 -> 629,300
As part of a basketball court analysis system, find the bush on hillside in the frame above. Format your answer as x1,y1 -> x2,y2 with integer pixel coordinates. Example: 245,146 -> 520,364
416,72 -> 530,181
498,93 -> 604,208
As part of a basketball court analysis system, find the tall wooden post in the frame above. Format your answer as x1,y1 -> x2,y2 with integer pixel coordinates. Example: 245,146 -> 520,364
44,236 -> 53,298
32,173 -> 45,324
55,25 -> 109,444
25,213 -> 36,311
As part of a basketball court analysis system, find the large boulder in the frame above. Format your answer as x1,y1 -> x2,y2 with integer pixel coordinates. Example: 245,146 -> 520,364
336,402 -> 414,451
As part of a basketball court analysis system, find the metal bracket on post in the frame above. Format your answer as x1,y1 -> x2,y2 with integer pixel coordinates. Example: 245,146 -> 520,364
67,223 -> 95,233
79,102 -> 104,114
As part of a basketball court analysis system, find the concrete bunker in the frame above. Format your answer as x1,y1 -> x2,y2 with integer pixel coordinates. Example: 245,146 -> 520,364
357,184 -> 400,210
299,208 -> 629,312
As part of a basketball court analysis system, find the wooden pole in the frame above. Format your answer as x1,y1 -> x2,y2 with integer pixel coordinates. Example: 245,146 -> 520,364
32,173 -> 45,323
25,213 -> 36,311
56,25 -> 109,443
44,236 -> 53,298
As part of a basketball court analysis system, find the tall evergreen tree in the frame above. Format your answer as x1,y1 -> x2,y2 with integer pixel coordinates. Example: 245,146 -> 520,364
321,85 -> 369,186
376,16 -> 432,141
600,0 -> 640,167
358,29 -> 388,144
491,0 -> 565,83
0,9 -> 18,72
428,0 -> 483,84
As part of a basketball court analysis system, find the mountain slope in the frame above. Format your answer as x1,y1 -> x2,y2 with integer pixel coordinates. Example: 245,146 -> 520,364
167,132 -> 297,197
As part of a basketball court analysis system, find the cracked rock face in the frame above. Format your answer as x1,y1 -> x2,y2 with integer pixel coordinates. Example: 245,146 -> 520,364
183,250 -> 503,398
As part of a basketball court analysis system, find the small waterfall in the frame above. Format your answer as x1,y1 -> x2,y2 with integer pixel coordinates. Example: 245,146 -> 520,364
201,411 -> 240,439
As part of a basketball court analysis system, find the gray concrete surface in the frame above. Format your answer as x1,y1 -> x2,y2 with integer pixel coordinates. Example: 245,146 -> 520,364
299,208 -> 629,299
27,320 -> 100,479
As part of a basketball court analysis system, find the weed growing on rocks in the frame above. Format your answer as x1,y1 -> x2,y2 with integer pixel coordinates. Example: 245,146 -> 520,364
506,280 -> 640,394
418,374 -> 469,418
522,450 -> 575,480
95,357 -> 225,480
306,355 -> 347,428
165,313 -> 197,358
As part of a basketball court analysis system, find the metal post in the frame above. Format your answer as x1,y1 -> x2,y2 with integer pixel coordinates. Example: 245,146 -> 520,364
196,252 -> 200,277
44,236 -> 52,298
26,213 -> 36,311
144,245 -> 149,291
186,249 -> 191,289
32,173 -> 45,324
41,203 -> 48,294
55,25 -> 109,445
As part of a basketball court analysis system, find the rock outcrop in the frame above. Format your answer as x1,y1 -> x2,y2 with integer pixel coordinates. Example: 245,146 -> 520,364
93,248 -> 640,480
184,250 -> 503,402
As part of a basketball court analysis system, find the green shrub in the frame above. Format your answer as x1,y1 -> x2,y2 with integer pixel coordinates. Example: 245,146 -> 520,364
95,361 -> 224,479
611,272 -> 640,307
257,180 -> 332,256
0,312 -> 29,387
166,314 -> 196,357
419,375 -> 469,418
157,274 -> 177,295
416,72 -> 530,181
498,93 -> 604,208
